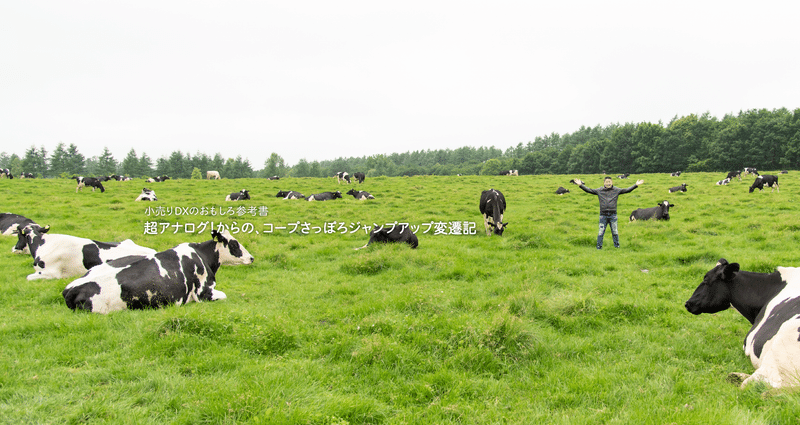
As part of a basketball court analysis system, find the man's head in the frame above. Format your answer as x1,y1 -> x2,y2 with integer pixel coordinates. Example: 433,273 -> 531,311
603,177 -> 613,189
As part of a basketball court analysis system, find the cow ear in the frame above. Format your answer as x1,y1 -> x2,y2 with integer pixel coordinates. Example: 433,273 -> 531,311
41,225 -> 51,234
721,262 -> 740,281
211,229 -> 222,241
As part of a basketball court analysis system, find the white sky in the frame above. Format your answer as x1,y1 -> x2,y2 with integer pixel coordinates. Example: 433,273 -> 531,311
2,1 -> 798,167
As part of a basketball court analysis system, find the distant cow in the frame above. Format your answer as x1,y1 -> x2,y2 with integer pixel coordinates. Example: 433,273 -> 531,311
276,190 -> 304,199
743,167 -> 759,177
749,175 -> 779,193
226,189 -> 250,201
146,176 -> 170,183
206,170 -> 221,180
353,172 -> 366,183
62,229 -> 254,314
780,170 -> 789,174
617,173 -> 631,179
14,224 -> 156,280
306,191 -> 342,201
334,172 -> 351,184
73,176 -> 105,193
134,187 -> 157,201
267,176 -> 280,180
346,189 -> 374,200
20,172 -> 34,178
669,183 -> 687,193
555,187 -> 570,195
685,258 -> 800,388
500,170 -> 519,176
716,178 -> 731,186
0,168 -> 13,179
629,200 -> 674,222
479,189 -> 507,236
355,224 -> 418,250
726,171 -> 741,181
670,171 -> 682,177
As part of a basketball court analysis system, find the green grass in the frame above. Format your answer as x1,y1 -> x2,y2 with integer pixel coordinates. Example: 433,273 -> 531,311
1,172 -> 800,424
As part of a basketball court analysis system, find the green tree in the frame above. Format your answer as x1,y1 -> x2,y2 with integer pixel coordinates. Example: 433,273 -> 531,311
480,158 -> 505,175
49,143 -> 71,177
121,149 -> 139,177
139,153 -> 154,177
66,144 -> 85,176
96,147 -> 118,176
191,167 -> 202,179
21,145 -> 47,177
263,153 -> 286,178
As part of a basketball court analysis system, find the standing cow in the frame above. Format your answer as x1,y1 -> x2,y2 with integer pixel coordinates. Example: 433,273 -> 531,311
206,170 -> 221,180
479,189 -> 507,236
749,175 -> 779,193
1,168 -> 13,179
334,172 -> 351,184
62,230 -> 254,314
685,258 -> 800,388
353,172 -> 366,183
14,224 -> 156,280
629,201 -> 674,222
73,176 -> 105,193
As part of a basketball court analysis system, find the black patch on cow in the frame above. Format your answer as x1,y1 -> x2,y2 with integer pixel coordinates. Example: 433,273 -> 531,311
0,213 -> 35,235
106,255 -> 149,268
748,296 -> 800,359
63,281 -> 101,311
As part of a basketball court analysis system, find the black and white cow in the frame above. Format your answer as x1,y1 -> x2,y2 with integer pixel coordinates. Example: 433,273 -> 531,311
743,167 -> 759,177
14,224 -> 157,280
479,189 -> 507,236
73,176 -> 105,193
355,224 -> 418,250
334,172 -> 351,184
135,187 -> 157,201
62,230 -> 254,314
268,176 -> 280,180
780,170 -> 789,174
346,189 -> 374,200
276,190 -> 304,199
0,168 -> 13,179
617,173 -> 631,179
306,191 -> 342,201
353,172 -> 366,184
670,171 -> 682,177
20,172 -> 34,179
726,171 -> 741,181
749,175 -> 779,193
2,213 -> 36,254
226,189 -> 250,201
555,187 -> 570,195
500,170 -> 519,176
669,183 -> 687,193
685,258 -> 800,388
629,200 -> 674,222
716,178 -> 731,186
146,176 -> 170,183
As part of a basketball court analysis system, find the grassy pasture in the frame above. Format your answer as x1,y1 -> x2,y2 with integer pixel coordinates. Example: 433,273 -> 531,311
1,172 -> 799,424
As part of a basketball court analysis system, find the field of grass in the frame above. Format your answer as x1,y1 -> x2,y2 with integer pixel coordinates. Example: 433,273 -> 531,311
1,172 -> 800,424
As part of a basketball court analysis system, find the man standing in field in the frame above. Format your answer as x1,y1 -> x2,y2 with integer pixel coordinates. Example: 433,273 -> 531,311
571,176 -> 644,249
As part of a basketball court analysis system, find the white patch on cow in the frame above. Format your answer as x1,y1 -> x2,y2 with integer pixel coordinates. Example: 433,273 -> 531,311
308,195 -> 316,201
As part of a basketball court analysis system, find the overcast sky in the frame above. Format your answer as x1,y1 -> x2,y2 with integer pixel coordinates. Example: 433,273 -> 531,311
2,1 -> 798,168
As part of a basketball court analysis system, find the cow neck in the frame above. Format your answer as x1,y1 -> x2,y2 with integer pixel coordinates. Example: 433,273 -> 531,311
190,239 -> 221,274
730,270 -> 786,325
26,232 -> 46,258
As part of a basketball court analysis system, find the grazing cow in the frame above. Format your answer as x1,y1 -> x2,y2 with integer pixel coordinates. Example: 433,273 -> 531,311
355,224 -> 418,250
670,171 -> 682,177
743,167 -> 759,177
225,189 -> 250,201
555,187 -> 570,195
346,189 -> 374,200
749,175 -> 779,193
500,170 -> 519,176
20,172 -> 34,179
206,170 -> 221,180
146,176 -> 170,183
306,191 -> 342,201
134,187 -> 157,201
479,189 -> 507,236
716,178 -> 731,186
669,183 -> 688,193
334,172 -> 351,184
629,200 -> 674,222
267,176 -> 280,180
73,176 -> 105,193
617,173 -> 631,179
726,171 -> 742,181
14,224 -> 157,280
0,168 -> 13,179
353,172 -> 366,183
62,230 -> 254,314
685,258 -> 800,388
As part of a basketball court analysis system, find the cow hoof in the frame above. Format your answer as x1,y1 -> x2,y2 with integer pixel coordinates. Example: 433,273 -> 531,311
727,372 -> 750,386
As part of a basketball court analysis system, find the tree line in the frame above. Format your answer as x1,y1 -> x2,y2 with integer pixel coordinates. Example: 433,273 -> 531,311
2,108 -> 798,179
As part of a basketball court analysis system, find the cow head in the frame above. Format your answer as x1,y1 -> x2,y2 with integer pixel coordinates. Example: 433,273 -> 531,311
333,191 -> 342,199
749,176 -> 763,193
685,258 -> 739,315
14,224 -> 50,253
490,221 -> 509,236
276,190 -> 290,198
659,201 -> 675,219
212,230 -> 254,265
240,189 -> 250,200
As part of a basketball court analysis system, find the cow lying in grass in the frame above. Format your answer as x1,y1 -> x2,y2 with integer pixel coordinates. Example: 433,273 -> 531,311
62,230 -> 254,314
355,224 -> 418,250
